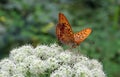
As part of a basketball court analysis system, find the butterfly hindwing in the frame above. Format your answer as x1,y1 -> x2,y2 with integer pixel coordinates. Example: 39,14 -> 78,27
74,28 -> 92,45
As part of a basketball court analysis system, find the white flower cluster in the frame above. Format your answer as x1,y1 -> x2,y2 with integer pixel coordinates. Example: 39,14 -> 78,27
0,44 -> 106,77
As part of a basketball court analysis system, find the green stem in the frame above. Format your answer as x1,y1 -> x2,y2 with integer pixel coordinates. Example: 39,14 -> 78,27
113,1 -> 120,30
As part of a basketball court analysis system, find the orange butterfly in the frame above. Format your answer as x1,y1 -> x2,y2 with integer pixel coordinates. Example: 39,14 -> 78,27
56,13 -> 92,48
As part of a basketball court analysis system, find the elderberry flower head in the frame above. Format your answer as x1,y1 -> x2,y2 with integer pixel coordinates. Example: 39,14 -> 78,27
0,43 -> 106,77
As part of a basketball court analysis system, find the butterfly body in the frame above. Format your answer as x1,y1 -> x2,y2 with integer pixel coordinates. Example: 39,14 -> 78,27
56,13 -> 92,48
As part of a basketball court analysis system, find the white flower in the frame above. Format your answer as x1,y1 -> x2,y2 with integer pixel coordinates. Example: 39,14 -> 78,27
11,74 -> 25,77
0,59 -> 15,73
75,55 -> 89,64
88,59 -> 103,70
34,44 -> 61,60
9,45 -> 33,63
50,65 -> 73,77
23,55 -> 38,66
0,71 -> 10,77
34,45 -> 51,59
46,57 -> 60,70
55,51 -> 72,64
0,43 -> 106,77
12,63 -> 28,76
10,45 -> 33,56
91,68 -> 106,77
0,59 -> 27,76
23,55 -> 48,75
29,58 -> 47,74
47,44 -> 62,58
50,43 -> 63,52
73,62 -> 92,77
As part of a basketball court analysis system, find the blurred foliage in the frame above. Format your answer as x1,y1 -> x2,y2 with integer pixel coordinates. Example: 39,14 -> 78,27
0,0 -> 120,77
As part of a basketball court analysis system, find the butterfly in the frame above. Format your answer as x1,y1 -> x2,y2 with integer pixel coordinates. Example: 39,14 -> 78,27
56,13 -> 92,48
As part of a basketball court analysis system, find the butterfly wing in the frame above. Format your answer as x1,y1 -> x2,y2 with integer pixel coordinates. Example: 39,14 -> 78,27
56,13 -> 74,45
74,28 -> 92,45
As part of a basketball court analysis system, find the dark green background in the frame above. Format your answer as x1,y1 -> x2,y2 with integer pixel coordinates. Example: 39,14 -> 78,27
0,0 -> 120,77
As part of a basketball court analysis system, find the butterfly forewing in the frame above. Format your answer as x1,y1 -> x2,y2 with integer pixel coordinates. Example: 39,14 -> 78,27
74,28 -> 92,45
56,13 -> 74,45
59,13 -> 73,34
